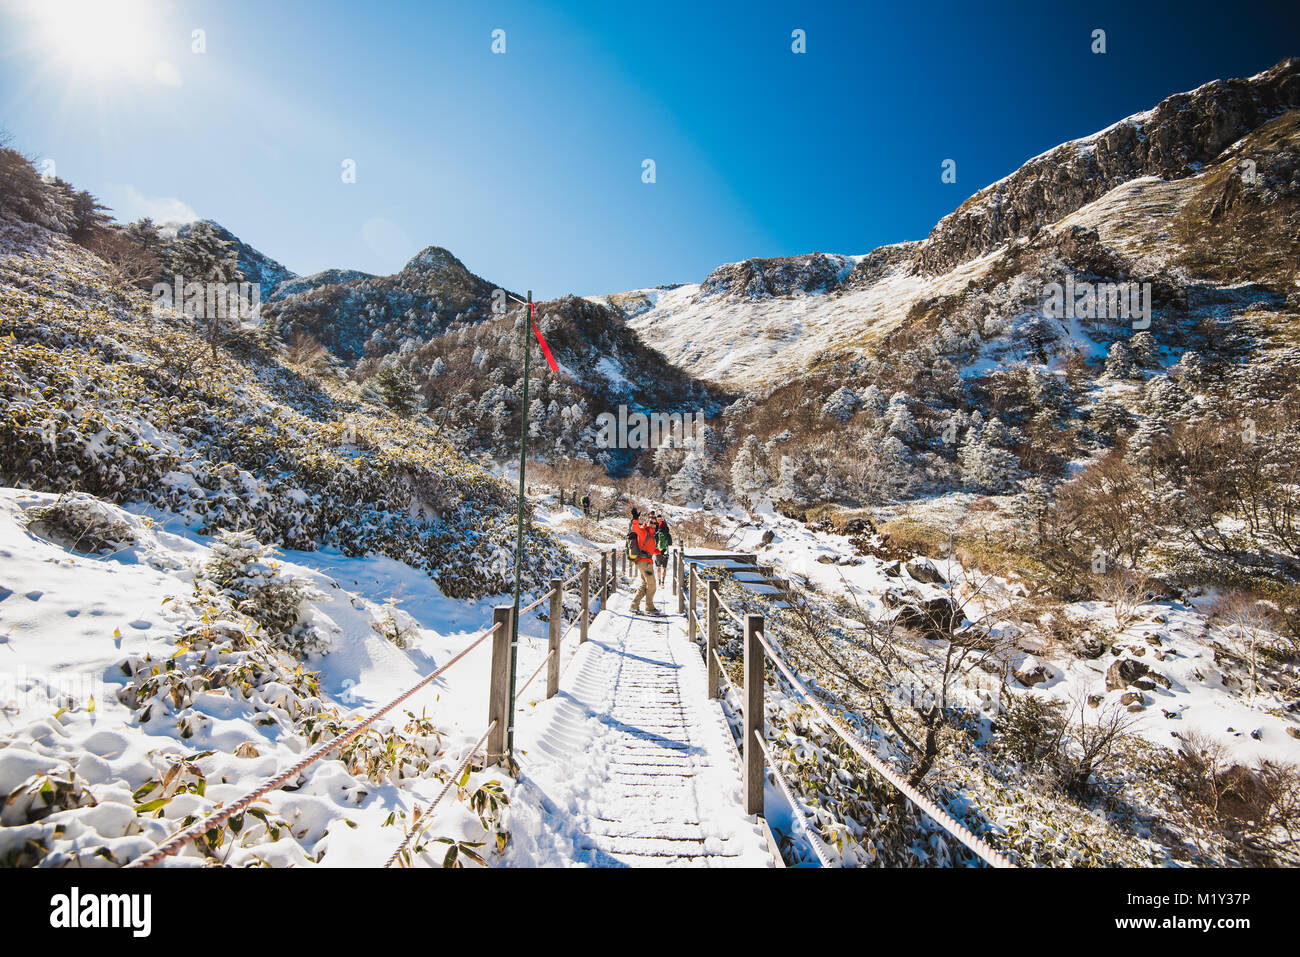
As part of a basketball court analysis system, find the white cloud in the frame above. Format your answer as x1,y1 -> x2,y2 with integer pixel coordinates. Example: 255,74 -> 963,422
112,184 -> 198,225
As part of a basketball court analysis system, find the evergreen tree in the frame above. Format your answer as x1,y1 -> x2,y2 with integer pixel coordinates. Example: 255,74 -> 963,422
667,444 -> 709,503
1104,340 -> 1136,379
821,386 -> 859,422
173,221 -> 241,357
371,366 -> 424,417
729,434 -> 770,509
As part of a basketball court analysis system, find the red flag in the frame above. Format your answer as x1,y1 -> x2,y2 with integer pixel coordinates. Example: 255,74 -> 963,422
529,301 -> 559,374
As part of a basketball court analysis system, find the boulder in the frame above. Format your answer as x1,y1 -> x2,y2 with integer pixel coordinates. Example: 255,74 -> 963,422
1106,657 -> 1150,691
1014,660 -> 1052,687
840,516 -> 875,536
1121,691 -> 1145,707
905,560 -> 946,585
1075,634 -> 1107,660
759,529 -> 775,546
881,560 -> 902,578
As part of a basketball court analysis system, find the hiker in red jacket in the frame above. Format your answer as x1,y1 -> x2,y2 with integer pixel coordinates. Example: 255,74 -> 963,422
627,506 -> 660,614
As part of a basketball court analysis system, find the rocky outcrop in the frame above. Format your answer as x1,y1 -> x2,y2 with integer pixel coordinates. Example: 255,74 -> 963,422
698,252 -> 853,301
842,241 -> 919,289
1106,657 -> 1150,691
915,58 -> 1300,275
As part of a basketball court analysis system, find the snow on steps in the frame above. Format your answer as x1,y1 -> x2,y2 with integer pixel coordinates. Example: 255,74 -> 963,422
503,593 -> 773,867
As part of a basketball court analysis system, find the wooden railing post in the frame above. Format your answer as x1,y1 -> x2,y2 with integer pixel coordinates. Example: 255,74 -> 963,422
487,605 -> 514,765
546,578 -> 562,698
706,581 -> 719,698
744,613 -> 765,816
672,546 -> 680,596
678,554 -> 687,615
687,563 -> 697,643
600,552 -> 607,609
580,562 -> 590,643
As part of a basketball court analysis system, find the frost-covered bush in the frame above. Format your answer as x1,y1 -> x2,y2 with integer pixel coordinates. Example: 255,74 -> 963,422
372,601 -> 422,649
199,530 -> 329,656
24,493 -> 137,554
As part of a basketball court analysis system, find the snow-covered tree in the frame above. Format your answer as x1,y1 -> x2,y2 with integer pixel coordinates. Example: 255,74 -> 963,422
1104,340 -> 1136,379
1129,331 -> 1158,368
885,392 -> 918,440
821,386 -> 859,422
730,435 -> 770,509
959,428 -> 1021,492
369,366 -> 423,417
667,445 -> 709,504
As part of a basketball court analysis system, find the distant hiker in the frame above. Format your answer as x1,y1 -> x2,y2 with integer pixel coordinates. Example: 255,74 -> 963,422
581,491 -> 591,518
627,506 -> 660,614
653,512 -> 672,587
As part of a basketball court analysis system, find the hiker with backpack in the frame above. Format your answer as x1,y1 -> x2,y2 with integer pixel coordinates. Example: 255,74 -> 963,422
652,512 -> 672,587
626,506 -> 660,615
580,491 -> 591,518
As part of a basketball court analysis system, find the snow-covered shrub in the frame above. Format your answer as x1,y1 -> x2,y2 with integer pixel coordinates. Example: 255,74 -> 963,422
372,601 -> 422,649
820,386 -> 859,422
199,530 -> 329,656
959,430 -> 1021,493
24,493 -> 137,554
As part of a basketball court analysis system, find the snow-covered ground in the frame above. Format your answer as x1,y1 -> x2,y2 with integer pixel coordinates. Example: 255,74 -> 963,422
705,502 -> 1300,768
0,489 -> 592,867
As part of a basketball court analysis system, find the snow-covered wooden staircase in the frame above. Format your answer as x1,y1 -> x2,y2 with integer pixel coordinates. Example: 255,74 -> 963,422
504,592 -> 774,867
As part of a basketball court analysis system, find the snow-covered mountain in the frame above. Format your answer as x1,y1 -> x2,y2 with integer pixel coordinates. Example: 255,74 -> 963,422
594,57 -> 1300,394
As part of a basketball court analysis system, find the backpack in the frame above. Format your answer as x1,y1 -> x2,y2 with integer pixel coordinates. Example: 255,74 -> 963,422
627,523 -> 647,561
655,526 -> 671,550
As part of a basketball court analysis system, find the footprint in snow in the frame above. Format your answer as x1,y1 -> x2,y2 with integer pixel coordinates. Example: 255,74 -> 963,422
0,587 -> 11,603
25,590 -> 43,601
66,609 -> 80,618
127,619 -> 151,630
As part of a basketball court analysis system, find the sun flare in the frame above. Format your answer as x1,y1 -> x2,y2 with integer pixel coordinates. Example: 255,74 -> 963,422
36,0 -> 155,77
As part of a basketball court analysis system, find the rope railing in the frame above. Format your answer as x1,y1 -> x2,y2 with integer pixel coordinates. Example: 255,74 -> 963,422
674,545 -> 1014,870
515,650 -> 553,702
517,587 -> 555,617
752,730 -> 835,868
130,549 -> 623,869
384,720 -> 498,868
753,630 -> 1014,869
127,620 -> 503,868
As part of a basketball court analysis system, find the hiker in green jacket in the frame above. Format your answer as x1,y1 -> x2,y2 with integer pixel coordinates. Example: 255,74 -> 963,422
652,512 -> 672,587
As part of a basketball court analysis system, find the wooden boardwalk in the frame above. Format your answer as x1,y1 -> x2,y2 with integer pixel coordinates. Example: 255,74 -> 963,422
505,591 -> 773,867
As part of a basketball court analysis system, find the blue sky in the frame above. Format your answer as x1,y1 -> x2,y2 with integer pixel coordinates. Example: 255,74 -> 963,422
1,0 -> 1296,298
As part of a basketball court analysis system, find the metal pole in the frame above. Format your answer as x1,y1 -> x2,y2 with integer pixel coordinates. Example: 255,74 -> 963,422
507,290 -> 534,760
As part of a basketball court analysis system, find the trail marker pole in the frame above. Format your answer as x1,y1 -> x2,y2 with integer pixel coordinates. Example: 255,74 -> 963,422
507,290 -> 535,761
